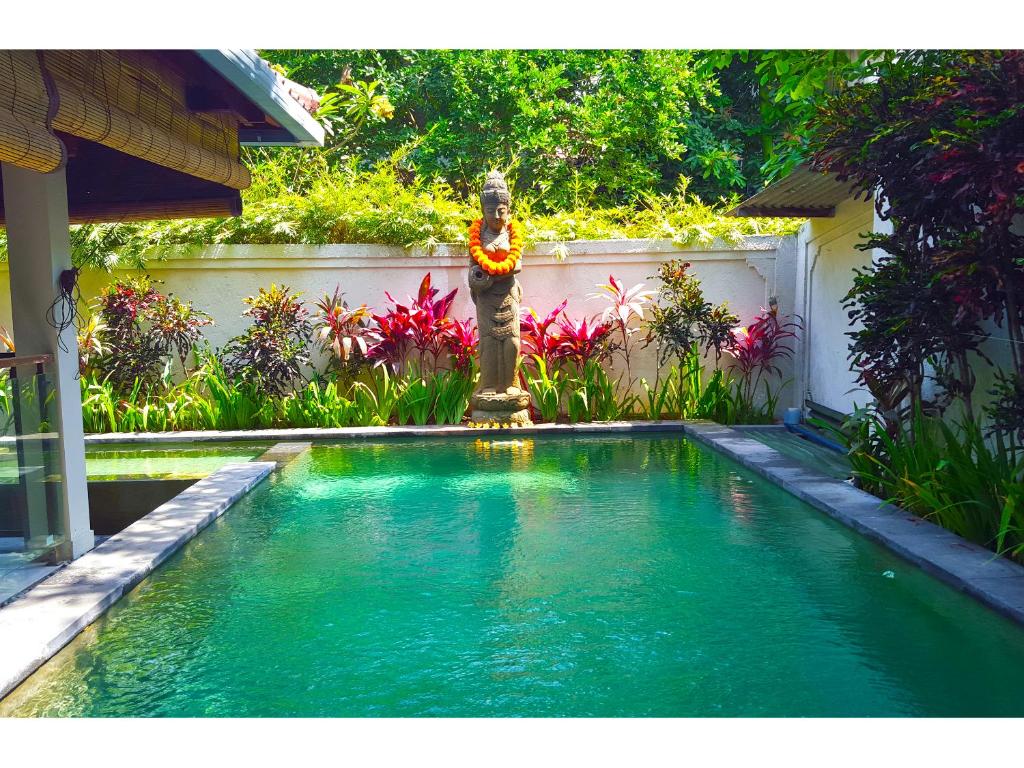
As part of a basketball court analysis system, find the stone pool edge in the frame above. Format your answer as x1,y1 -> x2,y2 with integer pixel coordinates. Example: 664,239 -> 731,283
0,461 -> 275,701
681,421 -> 1024,626
79,420 -> 690,444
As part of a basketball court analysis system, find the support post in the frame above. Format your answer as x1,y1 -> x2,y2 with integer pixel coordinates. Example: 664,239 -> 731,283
1,162 -> 94,559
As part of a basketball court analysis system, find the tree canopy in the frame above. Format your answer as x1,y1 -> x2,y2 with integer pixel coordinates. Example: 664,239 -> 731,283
260,49 -> 867,209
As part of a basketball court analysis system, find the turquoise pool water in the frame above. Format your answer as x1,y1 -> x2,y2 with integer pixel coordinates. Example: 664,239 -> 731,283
3,435 -> 1024,717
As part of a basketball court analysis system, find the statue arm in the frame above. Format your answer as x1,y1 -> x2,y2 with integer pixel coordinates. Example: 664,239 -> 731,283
468,263 -> 494,298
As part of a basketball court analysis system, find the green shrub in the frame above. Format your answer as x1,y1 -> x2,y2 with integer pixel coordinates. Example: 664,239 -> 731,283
221,285 -> 312,398
0,163 -> 800,270
826,406 -> 1024,563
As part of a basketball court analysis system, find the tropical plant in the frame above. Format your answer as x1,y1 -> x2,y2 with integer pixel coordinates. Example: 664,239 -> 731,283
724,298 -> 800,414
810,49 -> 1024,422
828,405 -> 1024,563
553,315 -> 613,371
277,380 -> 354,429
520,299 -> 568,370
221,284 -> 312,397
89,276 -> 211,391
313,287 -> 372,374
440,318 -> 478,375
576,359 -> 621,422
146,293 -> 214,373
525,355 -> 567,423
647,258 -> 738,367
350,365 -> 403,426
0,322 -> 14,353
638,374 -> 674,421
987,372 -> 1024,446
365,272 -> 458,375
588,274 -> 657,393
432,365 -> 477,425
395,369 -> 434,426
76,314 -> 107,375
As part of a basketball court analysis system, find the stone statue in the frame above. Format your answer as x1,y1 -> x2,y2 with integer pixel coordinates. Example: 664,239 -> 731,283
468,171 -> 531,425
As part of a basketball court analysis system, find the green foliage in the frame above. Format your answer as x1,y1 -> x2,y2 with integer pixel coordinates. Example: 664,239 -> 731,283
396,371 -> 433,426
277,380 -> 354,429
811,50 -> 1024,423
221,284 -> 312,398
264,50 -> 727,207
525,356 -> 567,423
803,50 -> 1024,560
647,258 -> 738,366
1,49 -> 845,268
77,358 -> 474,433
559,359 -> 622,424
827,406 -> 1024,563
702,50 -> 871,182
432,366 -> 477,425
0,163 -> 799,271
262,49 -> 877,200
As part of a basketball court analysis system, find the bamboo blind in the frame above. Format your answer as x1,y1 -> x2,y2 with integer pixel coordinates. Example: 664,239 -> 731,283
0,51 -> 65,174
41,51 -> 251,190
65,194 -> 242,224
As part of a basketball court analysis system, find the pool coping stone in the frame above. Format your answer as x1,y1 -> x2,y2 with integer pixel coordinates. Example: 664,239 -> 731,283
680,420 -> 1024,626
80,420 -> 690,444
0,461 -> 274,701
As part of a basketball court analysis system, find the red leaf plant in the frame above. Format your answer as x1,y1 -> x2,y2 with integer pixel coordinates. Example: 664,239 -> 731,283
520,299 -> 568,369
439,318 -> 479,375
366,273 -> 459,374
554,314 -> 613,370
725,298 -> 801,404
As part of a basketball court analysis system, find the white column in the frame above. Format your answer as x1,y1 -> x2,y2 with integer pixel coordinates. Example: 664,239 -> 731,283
2,162 -> 94,559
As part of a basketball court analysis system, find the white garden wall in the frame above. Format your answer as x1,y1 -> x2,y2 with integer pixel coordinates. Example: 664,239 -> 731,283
0,235 -> 800,409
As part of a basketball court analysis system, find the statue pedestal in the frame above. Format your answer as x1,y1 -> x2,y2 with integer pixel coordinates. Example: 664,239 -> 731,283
470,390 -> 532,426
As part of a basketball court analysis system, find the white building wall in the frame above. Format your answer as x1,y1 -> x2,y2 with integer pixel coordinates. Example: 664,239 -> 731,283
795,197 -> 1017,420
796,197 -> 875,416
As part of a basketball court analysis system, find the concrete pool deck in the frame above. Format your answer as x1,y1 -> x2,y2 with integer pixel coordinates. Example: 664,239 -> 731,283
0,461 -> 274,700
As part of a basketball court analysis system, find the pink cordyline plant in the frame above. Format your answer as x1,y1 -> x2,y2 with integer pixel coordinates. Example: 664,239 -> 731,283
725,298 -> 801,404
440,318 -> 479,374
366,273 -> 459,374
520,299 -> 568,369
588,274 -> 657,388
554,314 -> 613,370
314,287 -> 372,365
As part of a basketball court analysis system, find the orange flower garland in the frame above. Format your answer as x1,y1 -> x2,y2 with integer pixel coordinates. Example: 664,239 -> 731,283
468,219 -> 523,276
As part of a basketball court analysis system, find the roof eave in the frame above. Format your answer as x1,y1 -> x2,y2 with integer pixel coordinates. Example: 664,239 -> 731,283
728,164 -> 856,219
195,49 -> 325,148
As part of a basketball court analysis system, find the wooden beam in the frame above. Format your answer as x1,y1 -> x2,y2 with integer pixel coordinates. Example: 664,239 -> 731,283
1,193 -> 242,225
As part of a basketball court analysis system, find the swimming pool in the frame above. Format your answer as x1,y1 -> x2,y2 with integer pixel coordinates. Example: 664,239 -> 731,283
3,435 -> 1024,716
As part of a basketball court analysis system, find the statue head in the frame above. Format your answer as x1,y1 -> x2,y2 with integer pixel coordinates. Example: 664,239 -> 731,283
480,170 -> 511,233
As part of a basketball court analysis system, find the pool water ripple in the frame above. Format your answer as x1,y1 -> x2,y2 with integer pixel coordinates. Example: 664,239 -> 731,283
3,436 -> 1024,716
